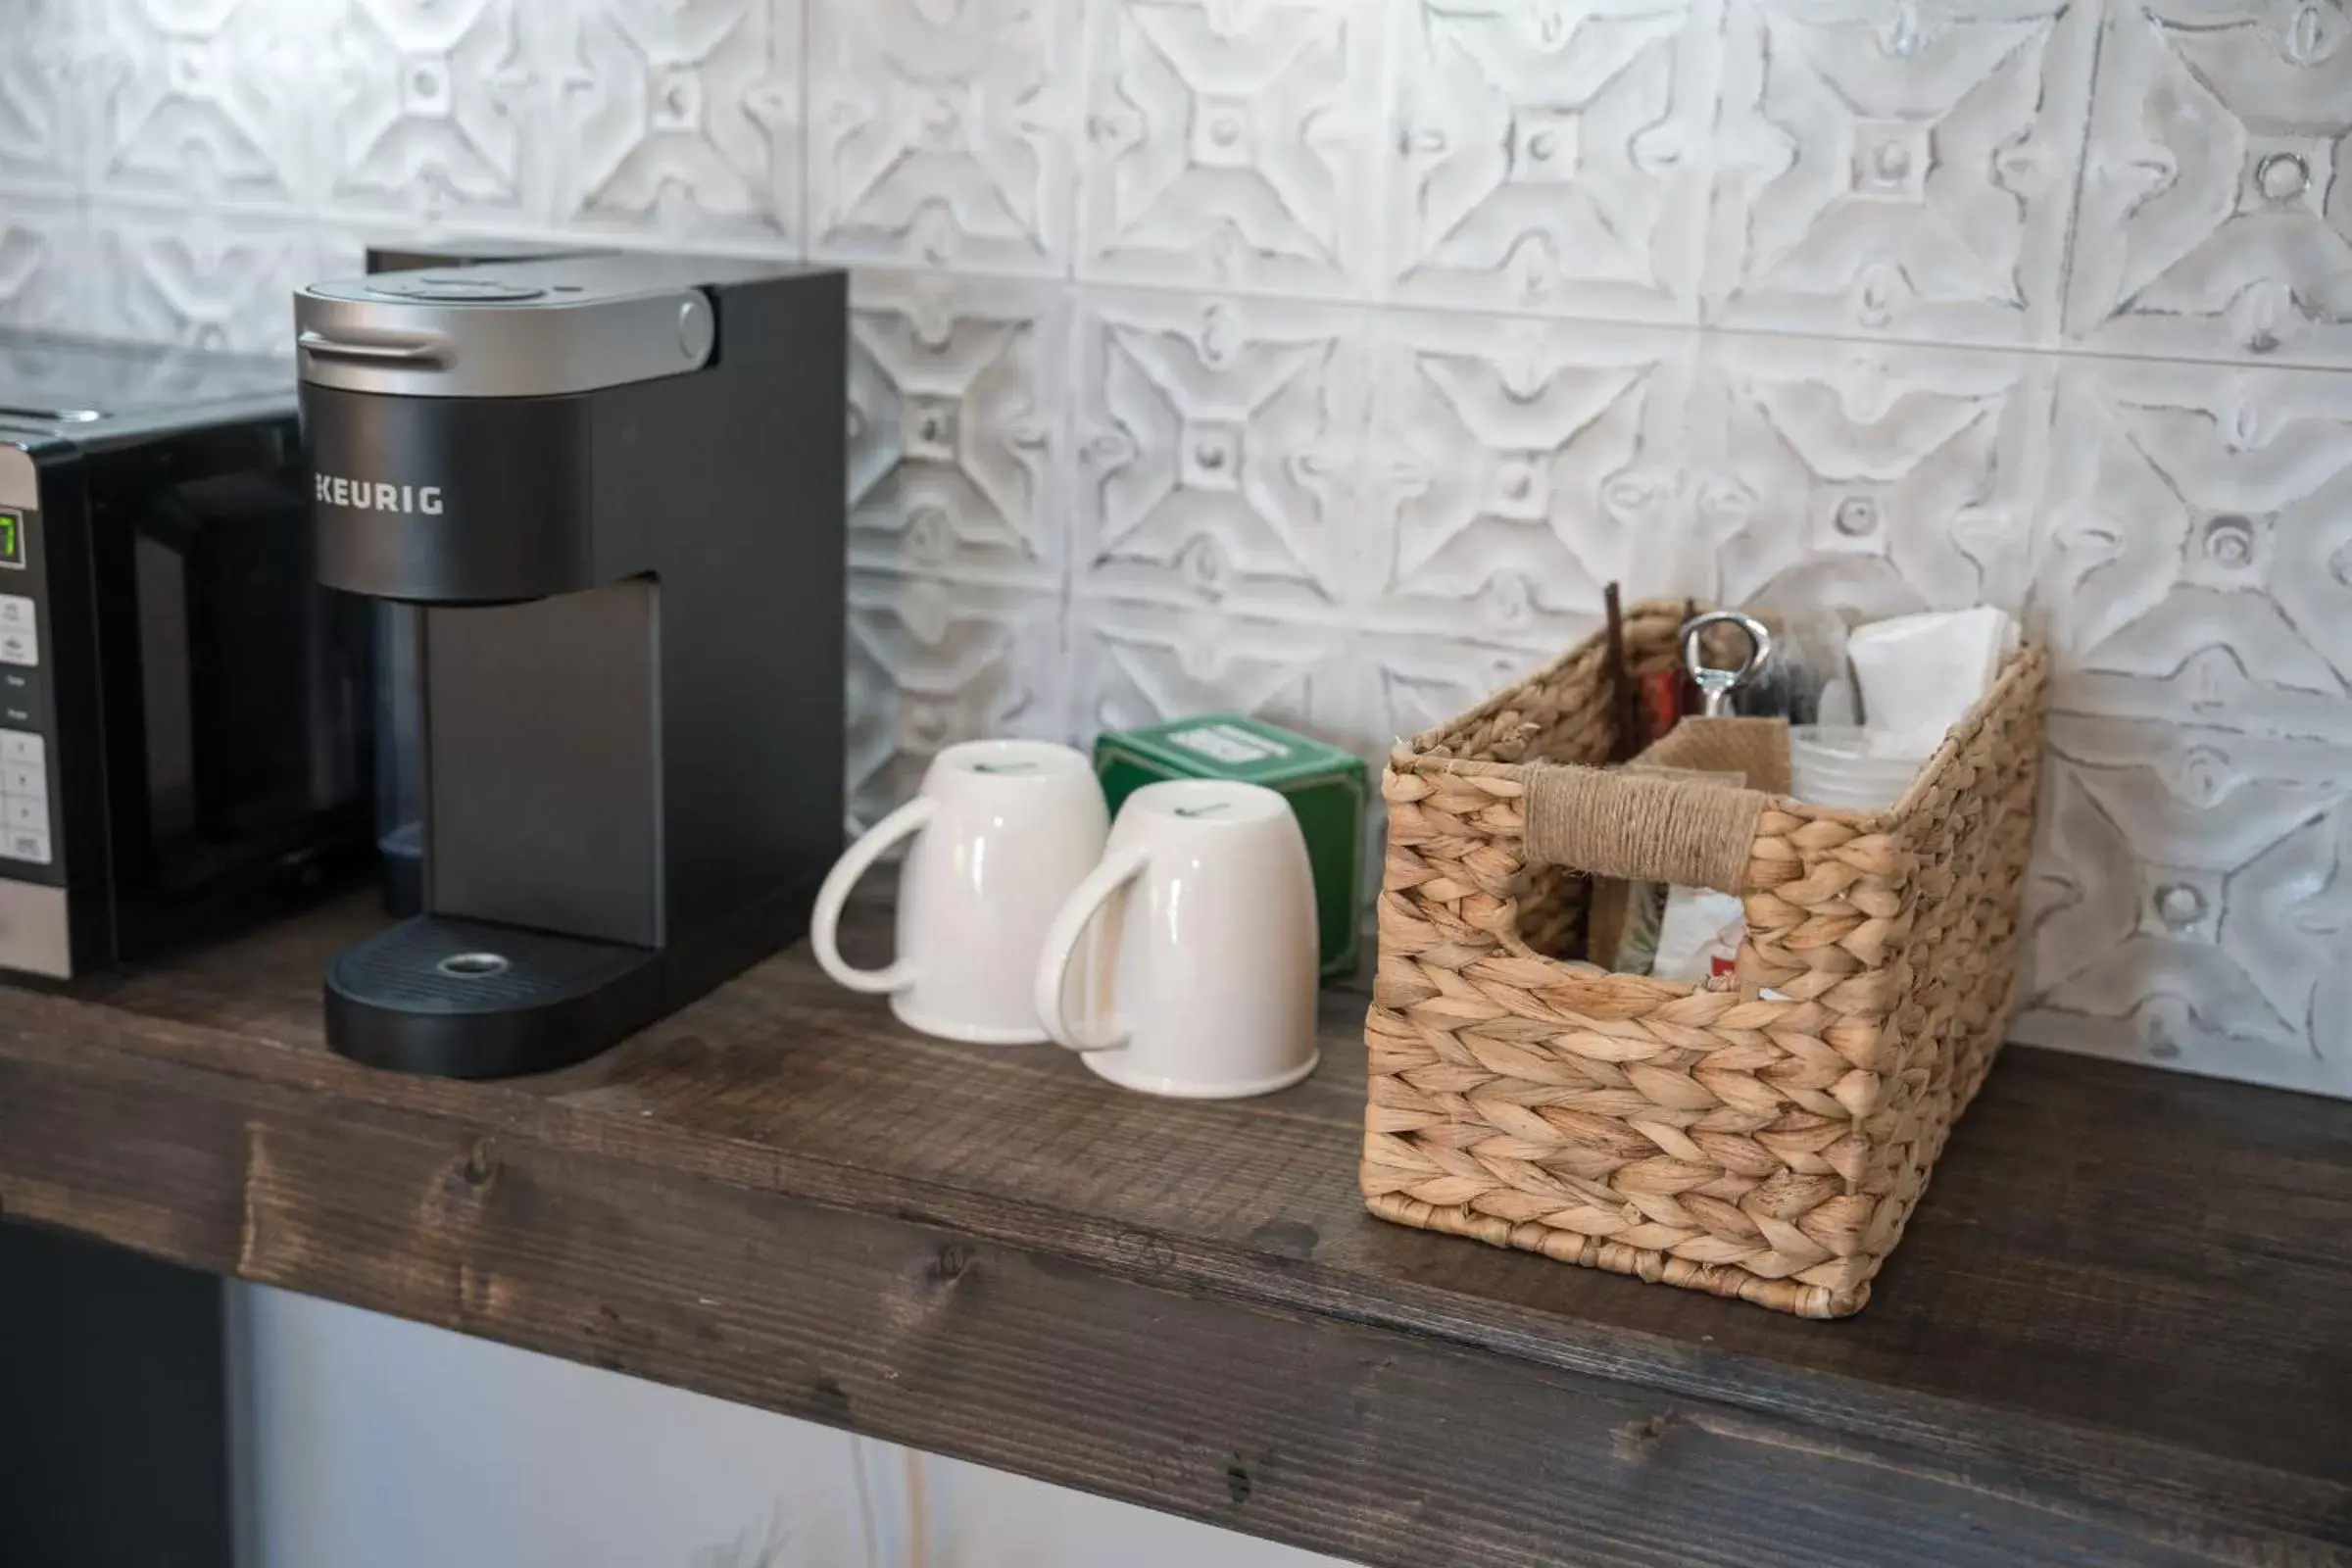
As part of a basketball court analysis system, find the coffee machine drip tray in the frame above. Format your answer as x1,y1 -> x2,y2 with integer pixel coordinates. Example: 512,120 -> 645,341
325,915 -> 663,1079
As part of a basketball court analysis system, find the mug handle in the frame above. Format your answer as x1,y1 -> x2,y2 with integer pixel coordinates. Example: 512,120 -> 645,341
1032,844 -> 1151,1053
810,797 -> 936,995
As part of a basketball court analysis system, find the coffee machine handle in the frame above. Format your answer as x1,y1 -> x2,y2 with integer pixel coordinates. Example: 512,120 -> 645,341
296,330 -> 446,368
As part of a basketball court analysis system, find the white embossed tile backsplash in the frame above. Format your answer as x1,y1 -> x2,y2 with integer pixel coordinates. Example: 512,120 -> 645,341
2,0 -> 2347,1095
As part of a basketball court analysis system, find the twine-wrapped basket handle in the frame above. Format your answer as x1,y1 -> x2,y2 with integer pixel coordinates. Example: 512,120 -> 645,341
1521,761 -> 1766,896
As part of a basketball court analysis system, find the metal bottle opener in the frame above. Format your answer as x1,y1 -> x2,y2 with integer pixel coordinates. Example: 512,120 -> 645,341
1680,611 -> 1774,717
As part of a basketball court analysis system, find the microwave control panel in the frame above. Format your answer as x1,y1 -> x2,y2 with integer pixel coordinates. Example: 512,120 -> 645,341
0,502 -> 59,885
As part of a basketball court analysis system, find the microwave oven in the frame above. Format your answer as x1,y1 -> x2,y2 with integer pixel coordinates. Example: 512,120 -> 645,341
0,333 -> 374,979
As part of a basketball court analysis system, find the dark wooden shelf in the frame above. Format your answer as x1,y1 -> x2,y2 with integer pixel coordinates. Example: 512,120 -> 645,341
3,895 -> 2347,1567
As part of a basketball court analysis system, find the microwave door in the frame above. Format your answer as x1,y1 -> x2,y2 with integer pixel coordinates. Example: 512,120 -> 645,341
129,469 -> 368,892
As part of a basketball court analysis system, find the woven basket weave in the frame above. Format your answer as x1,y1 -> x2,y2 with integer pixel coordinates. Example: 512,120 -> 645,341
1361,601 -> 2047,1318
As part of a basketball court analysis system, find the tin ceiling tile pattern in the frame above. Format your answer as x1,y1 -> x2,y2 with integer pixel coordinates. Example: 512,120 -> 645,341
1691,332 -> 2054,622
554,0 -> 803,243
0,192 -> 94,333
2022,354 -> 2352,1093
1070,595 -> 1336,739
1384,0 -> 1720,321
1070,592 -> 1546,798
1365,309 -> 1701,647
0,0 -> 90,190
1073,288 -> 1378,619
1704,0 -> 2096,348
2033,356 -> 2352,744
808,0 -> 1075,276
849,270 -> 1070,585
325,0 -> 553,227
1077,0 -> 1386,298
2015,710 -> 2352,1096
10,0 -> 2352,1094
2067,0 -> 2352,368
85,0 -> 324,211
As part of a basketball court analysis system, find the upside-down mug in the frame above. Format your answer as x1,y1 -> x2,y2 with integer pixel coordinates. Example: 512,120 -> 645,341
1032,779 -> 1319,1099
811,739 -> 1109,1044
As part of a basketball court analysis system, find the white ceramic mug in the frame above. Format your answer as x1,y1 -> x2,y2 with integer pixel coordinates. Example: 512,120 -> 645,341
1031,780 -> 1319,1099
811,739 -> 1109,1045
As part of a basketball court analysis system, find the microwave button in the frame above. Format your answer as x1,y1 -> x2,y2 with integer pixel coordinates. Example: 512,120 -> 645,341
1,672 -> 39,729
3,797 -> 46,833
1,828 -> 49,864
0,630 -> 33,667
2,763 -> 41,799
0,596 -> 31,634
0,730 -> 38,767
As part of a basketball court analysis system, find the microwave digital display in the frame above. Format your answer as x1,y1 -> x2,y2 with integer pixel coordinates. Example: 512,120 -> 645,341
0,510 -> 22,569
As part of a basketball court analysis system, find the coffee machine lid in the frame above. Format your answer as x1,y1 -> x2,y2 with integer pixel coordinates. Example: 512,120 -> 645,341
296,254 -> 818,400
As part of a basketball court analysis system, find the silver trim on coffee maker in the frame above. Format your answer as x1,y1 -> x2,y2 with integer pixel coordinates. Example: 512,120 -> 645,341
296,254 -> 815,400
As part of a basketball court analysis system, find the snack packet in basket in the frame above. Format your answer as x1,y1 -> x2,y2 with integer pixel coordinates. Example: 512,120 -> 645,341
1586,716 -> 1788,979
1650,888 -> 1747,983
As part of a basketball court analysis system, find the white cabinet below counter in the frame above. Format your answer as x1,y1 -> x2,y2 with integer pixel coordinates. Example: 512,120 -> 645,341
231,1287 -> 1354,1568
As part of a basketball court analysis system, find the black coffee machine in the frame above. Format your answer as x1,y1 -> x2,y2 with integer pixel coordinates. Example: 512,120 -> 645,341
296,255 -> 847,1077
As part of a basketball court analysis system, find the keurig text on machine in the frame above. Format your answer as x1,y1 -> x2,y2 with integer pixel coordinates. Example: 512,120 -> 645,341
314,473 -> 443,514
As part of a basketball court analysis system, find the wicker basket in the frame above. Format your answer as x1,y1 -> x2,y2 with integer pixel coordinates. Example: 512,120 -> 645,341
1361,601 -> 2047,1318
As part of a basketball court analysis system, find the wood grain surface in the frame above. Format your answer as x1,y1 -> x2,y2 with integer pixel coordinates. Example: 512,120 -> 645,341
3,895 -> 2347,1567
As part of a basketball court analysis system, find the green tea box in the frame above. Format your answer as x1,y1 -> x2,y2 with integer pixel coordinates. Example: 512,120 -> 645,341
1093,713 -> 1368,980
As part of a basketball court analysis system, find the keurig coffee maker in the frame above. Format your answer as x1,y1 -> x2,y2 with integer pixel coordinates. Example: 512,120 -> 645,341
296,255 -> 847,1077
